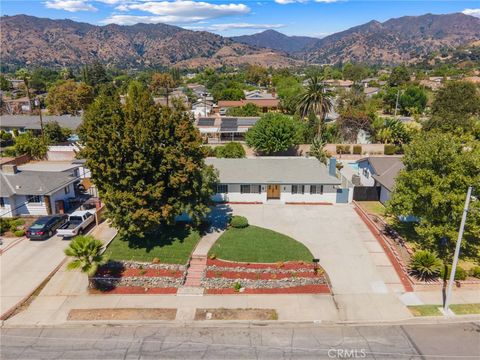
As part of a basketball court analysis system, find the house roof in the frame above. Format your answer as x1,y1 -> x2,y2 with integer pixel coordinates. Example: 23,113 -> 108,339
218,99 -> 280,108
0,115 -> 82,131
357,156 -> 404,191
18,161 -> 80,172
373,161 -> 404,191
0,169 -> 78,197
205,157 -> 341,185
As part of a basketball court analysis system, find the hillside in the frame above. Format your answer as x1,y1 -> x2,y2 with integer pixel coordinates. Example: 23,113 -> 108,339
0,15 -> 297,69
304,13 -> 480,64
231,30 -> 318,54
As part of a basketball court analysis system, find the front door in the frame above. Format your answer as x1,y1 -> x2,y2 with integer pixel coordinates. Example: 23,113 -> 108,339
267,184 -> 280,199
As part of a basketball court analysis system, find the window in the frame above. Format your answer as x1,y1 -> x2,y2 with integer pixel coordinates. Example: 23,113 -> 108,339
64,186 -> 70,194
240,185 -> 261,194
217,184 -> 228,194
310,185 -> 324,195
363,168 -> 369,178
291,185 -> 304,194
27,195 -> 43,203
0,197 -> 5,207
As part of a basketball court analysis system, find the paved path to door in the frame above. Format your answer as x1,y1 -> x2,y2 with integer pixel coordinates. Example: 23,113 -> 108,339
229,204 -> 413,321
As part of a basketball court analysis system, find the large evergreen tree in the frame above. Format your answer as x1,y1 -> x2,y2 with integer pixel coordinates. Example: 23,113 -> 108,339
80,82 -> 217,237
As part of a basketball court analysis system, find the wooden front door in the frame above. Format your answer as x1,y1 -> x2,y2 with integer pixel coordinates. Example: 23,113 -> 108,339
267,184 -> 280,199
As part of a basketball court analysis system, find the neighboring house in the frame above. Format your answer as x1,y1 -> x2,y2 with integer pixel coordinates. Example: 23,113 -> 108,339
0,162 -> 80,218
356,156 -> 404,204
364,87 -> 380,97
217,98 -> 279,113
0,115 -> 82,136
206,157 -> 352,204
196,117 -> 260,143
191,100 -> 214,118
244,90 -> 276,100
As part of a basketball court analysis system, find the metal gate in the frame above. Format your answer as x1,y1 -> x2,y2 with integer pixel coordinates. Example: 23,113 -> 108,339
353,186 -> 380,201
336,188 -> 350,203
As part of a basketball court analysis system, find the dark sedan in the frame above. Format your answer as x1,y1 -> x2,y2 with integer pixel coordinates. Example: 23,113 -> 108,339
26,215 -> 68,240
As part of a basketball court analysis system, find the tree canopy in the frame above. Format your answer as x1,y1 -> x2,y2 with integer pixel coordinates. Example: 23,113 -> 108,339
215,142 -> 246,158
246,113 -> 300,155
46,80 -> 93,115
80,82 -> 217,237
387,132 -> 480,258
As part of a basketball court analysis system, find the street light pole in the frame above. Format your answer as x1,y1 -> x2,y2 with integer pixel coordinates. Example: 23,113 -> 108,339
34,98 -> 44,140
443,186 -> 473,314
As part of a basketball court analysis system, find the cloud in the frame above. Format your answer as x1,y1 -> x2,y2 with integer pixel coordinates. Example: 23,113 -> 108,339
186,22 -> 286,31
44,0 -> 98,12
275,0 -> 339,4
462,8 -> 480,18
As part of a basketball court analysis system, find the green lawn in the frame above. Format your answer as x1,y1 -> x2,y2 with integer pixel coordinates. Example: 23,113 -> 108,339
105,225 -> 201,264
357,201 -> 386,217
408,304 -> 480,316
209,225 -> 313,263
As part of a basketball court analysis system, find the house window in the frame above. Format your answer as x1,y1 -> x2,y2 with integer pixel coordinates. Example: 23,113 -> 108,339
363,168 -> 369,178
74,169 -> 79,177
217,184 -> 228,194
240,185 -> 261,194
291,185 -> 304,194
27,195 -> 43,203
0,197 -> 5,207
64,186 -> 70,194
310,185 -> 324,195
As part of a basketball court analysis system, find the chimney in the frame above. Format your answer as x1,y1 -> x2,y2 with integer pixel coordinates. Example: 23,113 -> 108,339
2,164 -> 18,174
329,157 -> 337,177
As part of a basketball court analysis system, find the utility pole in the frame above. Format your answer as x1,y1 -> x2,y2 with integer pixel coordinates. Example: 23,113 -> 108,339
394,89 -> 400,119
34,97 -> 44,140
443,186 -> 473,314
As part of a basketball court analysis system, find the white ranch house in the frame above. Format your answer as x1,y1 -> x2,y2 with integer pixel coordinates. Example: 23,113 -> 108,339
206,157 -> 353,204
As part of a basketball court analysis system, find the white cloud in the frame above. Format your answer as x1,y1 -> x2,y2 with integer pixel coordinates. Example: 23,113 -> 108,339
186,22 -> 286,31
462,8 -> 480,18
45,0 -> 98,12
275,0 -> 339,4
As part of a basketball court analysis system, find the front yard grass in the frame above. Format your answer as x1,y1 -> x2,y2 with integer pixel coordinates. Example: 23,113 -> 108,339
209,225 -> 313,263
357,201 -> 386,217
105,225 -> 201,264
408,304 -> 480,316
449,304 -> 480,315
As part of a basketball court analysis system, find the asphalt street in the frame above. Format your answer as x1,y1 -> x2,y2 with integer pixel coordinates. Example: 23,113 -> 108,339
1,322 -> 479,359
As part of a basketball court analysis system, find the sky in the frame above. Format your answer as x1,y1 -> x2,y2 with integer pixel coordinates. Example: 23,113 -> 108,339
1,0 -> 479,37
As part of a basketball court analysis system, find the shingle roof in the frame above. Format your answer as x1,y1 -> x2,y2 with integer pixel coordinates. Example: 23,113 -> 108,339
372,161 -> 405,191
357,156 -> 403,176
0,115 -> 82,131
205,157 -> 341,185
0,169 -> 78,197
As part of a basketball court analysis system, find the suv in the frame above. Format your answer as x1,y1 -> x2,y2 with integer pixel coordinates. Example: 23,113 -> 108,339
26,215 -> 68,240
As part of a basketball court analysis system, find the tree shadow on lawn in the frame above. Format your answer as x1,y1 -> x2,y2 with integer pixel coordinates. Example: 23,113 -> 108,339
92,261 -> 125,292
124,224 -> 192,253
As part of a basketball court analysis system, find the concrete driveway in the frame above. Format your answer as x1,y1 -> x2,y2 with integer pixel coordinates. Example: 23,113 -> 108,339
229,204 -> 412,321
0,234 -> 70,318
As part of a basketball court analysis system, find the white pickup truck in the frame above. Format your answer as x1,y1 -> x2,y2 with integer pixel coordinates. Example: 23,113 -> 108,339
56,210 -> 96,238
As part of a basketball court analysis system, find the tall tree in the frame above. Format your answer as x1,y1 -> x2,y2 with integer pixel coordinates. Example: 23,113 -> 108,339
46,80 -> 93,115
80,82 -> 217,237
246,113 -> 300,155
388,65 -> 410,87
297,76 -> 334,137
387,132 -> 480,258
399,86 -> 427,116
43,121 -> 71,144
425,81 -> 480,135
150,73 -> 176,107
12,131 -> 48,159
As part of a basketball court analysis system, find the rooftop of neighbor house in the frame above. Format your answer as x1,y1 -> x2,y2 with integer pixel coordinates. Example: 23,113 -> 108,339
18,161 -> 80,173
244,90 -> 277,100
0,165 -> 79,197
0,115 -> 82,130
218,99 -> 280,108
205,157 -> 341,185
357,156 -> 404,191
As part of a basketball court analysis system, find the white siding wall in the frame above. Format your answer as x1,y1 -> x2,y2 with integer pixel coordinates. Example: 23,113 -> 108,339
212,184 -> 267,203
357,161 -> 376,186
379,185 -> 391,205
15,195 -> 48,216
49,183 -> 76,213
0,197 -> 14,218
280,184 -> 337,203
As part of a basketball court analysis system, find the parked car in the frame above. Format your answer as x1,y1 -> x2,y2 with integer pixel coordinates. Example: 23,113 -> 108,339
219,107 -> 227,116
56,210 -> 96,238
26,215 -> 68,240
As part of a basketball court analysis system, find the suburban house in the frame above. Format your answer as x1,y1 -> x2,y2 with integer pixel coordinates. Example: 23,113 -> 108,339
0,115 -> 82,136
191,100 -> 215,118
206,157 -> 353,204
355,156 -> 404,204
196,117 -> 260,143
217,91 -> 279,113
0,162 -> 81,218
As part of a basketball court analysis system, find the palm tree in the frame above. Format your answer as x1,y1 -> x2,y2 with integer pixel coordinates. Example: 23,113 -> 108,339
64,235 -> 106,288
297,76 -> 334,137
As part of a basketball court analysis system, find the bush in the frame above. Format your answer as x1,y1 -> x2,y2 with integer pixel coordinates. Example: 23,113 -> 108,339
470,266 -> 480,279
230,215 -> 249,228
14,229 -> 25,237
353,145 -> 362,155
409,250 -> 442,281
384,144 -> 396,155
215,142 -> 246,158
233,282 -> 242,292
0,218 -> 11,234
336,145 -> 351,154
9,218 -> 25,232
440,265 -> 468,281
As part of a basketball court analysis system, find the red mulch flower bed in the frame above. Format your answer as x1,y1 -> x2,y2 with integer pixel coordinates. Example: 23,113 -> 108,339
207,259 -> 317,270
206,284 -> 330,294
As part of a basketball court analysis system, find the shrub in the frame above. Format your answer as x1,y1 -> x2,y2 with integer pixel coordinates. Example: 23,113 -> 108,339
336,145 -> 351,154
0,218 -> 11,234
353,145 -> 362,155
384,144 -> 396,155
409,250 -> 442,281
233,282 -> 242,292
470,266 -> 480,279
230,215 -> 249,228
440,265 -> 468,281
14,229 -> 25,237
215,142 -> 246,158
9,218 -> 25,232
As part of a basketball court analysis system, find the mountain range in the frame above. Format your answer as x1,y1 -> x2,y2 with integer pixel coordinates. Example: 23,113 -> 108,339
1,13 -> 479,68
